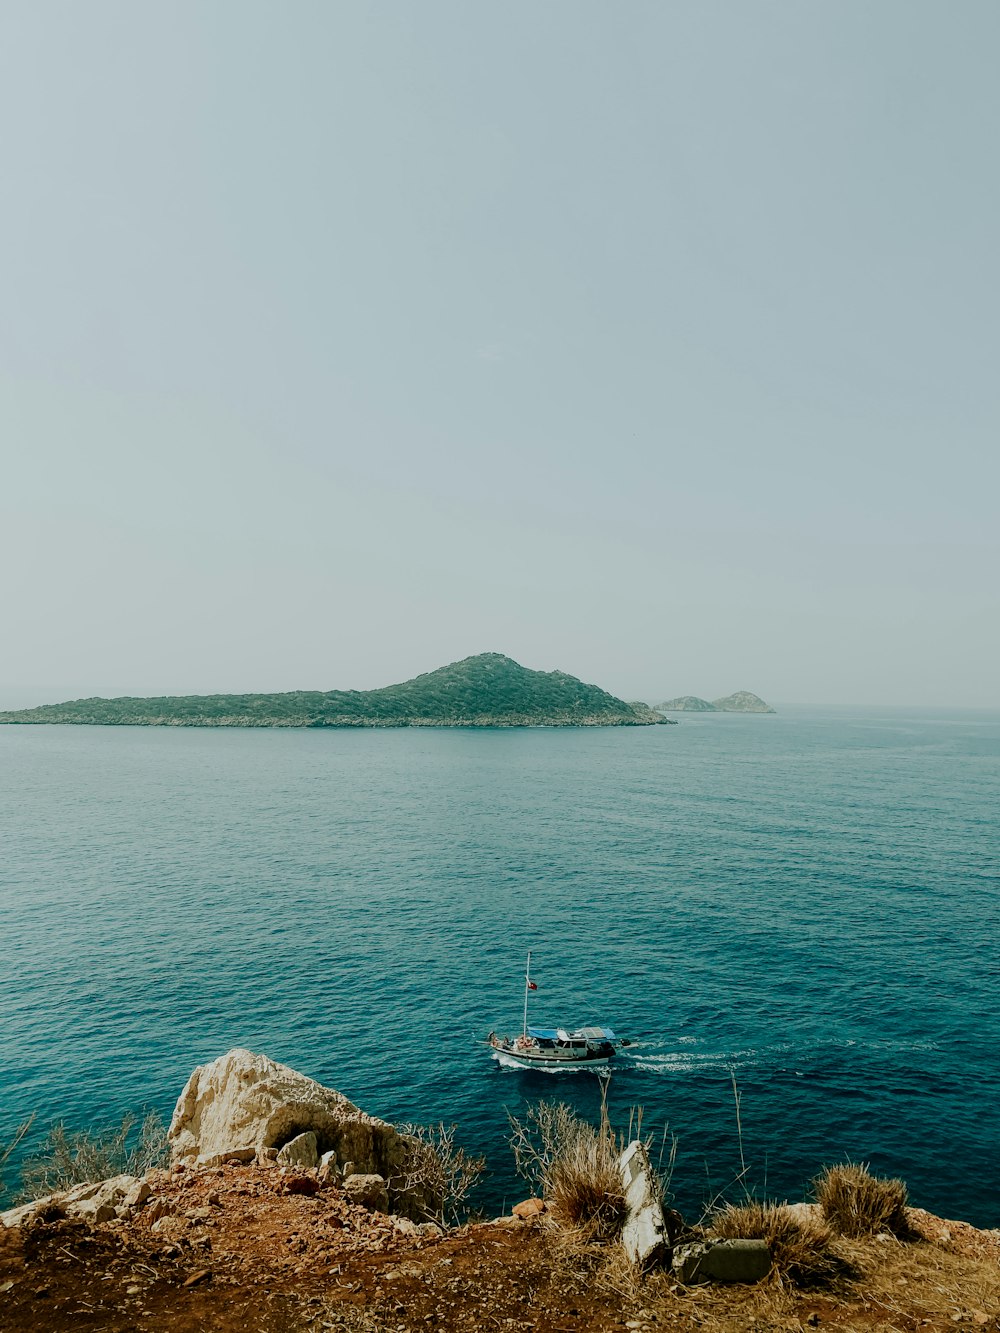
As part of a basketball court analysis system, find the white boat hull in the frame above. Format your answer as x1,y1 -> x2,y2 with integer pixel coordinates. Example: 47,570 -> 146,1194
488,1035 -> 616,1071
491,1048 -> 614,1071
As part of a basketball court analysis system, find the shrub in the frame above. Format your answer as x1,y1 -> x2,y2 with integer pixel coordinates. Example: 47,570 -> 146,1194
507,1092 -> 630,1242
17,1111 -> 168,1202
710,1200 -> 840,1286
393,1122 -> 486,1227
813,1162 -> 909,1237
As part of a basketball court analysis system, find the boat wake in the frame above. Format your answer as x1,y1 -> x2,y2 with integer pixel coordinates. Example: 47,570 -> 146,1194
616,1034 -> 941,1077
618,1044 -> 787,1075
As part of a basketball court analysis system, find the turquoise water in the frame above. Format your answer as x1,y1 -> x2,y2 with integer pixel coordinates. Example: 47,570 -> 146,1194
1,709 -> 998,1226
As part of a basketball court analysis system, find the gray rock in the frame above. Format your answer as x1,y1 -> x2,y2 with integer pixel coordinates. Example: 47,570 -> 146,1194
145,1197 -> 176,1224
619,1140 -> 669,1268
123,1180 -> 152,1210
343,1172 -> 389,1213
276,1131 -> 319,1168
673,1238 -> 772,1284
69,1175 -> 142,1223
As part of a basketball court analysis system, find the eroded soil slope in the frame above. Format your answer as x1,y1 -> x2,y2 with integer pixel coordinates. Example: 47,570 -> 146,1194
2,1162 -> 998,1333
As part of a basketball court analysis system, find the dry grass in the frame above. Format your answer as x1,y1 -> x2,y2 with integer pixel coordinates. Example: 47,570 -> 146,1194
709,1200 -> 842,1286
814,1161 -> 909,1237
508,1092 -> 628,1242
591,1224 -> 1000,1333
828,1228 -> 1000,1331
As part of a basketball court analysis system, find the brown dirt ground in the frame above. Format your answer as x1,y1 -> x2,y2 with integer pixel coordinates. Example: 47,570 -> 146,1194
1,1164 -> 998,1333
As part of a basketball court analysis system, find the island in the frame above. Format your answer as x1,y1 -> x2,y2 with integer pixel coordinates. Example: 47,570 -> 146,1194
658,691 -> 775,714
0,653 -> 675,729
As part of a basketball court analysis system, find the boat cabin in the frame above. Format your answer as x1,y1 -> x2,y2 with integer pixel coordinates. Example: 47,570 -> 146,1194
527,1026 -> 583,1051
525,1026 -> 615,1055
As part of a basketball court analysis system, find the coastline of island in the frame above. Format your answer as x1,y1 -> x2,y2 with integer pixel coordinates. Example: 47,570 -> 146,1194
0,652 -> 675,730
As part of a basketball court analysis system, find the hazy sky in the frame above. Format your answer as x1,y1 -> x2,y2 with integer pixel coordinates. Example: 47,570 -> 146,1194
2,2 -> 998,708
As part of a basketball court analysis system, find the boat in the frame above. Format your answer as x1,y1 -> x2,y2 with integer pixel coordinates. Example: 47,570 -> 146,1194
487,952 -> 621,1070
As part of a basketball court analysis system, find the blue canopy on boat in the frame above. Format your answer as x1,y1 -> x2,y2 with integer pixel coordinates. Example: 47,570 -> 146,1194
527,1027 -> 560,1040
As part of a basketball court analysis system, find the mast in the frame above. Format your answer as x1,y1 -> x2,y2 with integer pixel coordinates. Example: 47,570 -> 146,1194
523,951 -> 531,1040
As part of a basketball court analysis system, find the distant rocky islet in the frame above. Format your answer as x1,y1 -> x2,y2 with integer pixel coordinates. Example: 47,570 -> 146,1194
657,690 -> 775,714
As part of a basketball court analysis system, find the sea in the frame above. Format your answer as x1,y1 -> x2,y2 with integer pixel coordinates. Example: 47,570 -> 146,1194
1,708 -> 998,1227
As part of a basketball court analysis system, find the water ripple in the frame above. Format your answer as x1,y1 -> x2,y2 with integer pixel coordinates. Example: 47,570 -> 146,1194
1,708 -> 998,1226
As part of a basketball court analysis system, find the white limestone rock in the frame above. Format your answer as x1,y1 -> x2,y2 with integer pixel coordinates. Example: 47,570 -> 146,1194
318,1150 -> 340,1183
167,1048 -> 432,1218
619,1140 -> 669,1268
1,1198 -> 52,1229
1,1174 -> 142,1229
123,1180 -> 152,1210
69,1174 -> 140,1223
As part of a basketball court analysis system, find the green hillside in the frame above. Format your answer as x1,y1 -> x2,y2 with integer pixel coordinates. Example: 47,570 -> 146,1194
0,653 -> 671,729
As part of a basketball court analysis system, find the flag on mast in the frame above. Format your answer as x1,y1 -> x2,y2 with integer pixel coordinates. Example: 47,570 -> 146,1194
527,979 -> 538,991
